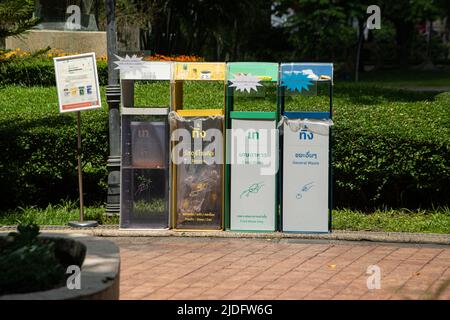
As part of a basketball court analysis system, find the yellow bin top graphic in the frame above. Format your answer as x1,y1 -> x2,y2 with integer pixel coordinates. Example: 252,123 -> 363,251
174,62 -> 226,81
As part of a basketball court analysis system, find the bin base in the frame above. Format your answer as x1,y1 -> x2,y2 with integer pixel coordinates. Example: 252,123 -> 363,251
68,221 -> 99,228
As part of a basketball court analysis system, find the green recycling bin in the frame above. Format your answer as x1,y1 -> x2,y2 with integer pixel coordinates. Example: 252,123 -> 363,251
225,62 -> 279,232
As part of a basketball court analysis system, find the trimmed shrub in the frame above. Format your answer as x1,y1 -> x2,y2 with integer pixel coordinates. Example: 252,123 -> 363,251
0,59 -> 108,86
332,86 -> 450,209
0,83 -> 448,211
0,86 -> 109,209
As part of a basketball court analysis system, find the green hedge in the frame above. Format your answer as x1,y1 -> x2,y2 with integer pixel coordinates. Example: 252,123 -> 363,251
0,86 -> 109,209
0,59 -> 108,86
331,86 -> 450,209
0,83 -> 449,211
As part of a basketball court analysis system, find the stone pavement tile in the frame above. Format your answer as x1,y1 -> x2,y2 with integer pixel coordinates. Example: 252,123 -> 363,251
213,281 -> 248,291
382,248 -> 420,261
113,237 -> 450,300
222,288 -> 259,300
423,268 -> 450,299
275,291 -> 309,300
437,291 -> 450,300
169,287 -> 209,300
303,287 -> 340,300
358,290 -> 394,300
198,287 -> 234,300
121,293 -> 148,300
332,278 -> 367,298
121,286 -> 161,300
406,273 -> 443,290
121,278 -> 163,288
286,281 -> 318,294
380,277 -> 408,292
143,287 -> 181,300
295,259 -> 330,272
133,277 -> 174,287
264,278 -> 299,290
174,277 -> 207,287
234,281 -> 272,292
248,289 -> 284,300
331,294 -> 360,300
277,270 -> 310,282
275,285 -> 312,299
329,268 -> 364,279
316,245 -> 353,258
435,250 -> 450,260
189,278 -> 220,289
160,282 -> 191,290
263,265 -> 293,276
413,248 -> 445,260
118,285 -> 136,294
252,273 -> 281,283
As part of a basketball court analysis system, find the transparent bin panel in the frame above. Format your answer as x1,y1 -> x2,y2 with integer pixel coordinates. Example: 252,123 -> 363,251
121,115 -> 169,229
121,168 -> 168,229
171,116 -> 224,230
122,115 -> 168,169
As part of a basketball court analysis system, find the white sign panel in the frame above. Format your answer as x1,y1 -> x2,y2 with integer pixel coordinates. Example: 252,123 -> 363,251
230,119 -> 277,231
117,58 -> 172,80
54,53 -> 101,113
282,121 -> 329,232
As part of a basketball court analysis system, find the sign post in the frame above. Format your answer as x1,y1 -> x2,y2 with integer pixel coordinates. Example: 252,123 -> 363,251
76,111 -> 84,222
279,63 -> 333,233
225,62 -> 279,232
53,52 -> 101,227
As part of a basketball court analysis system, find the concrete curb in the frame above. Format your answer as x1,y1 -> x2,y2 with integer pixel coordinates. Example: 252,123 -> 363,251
2,226 -> 448,245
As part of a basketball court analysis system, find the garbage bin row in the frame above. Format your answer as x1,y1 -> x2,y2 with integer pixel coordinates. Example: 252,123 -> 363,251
119,62 -> 333,233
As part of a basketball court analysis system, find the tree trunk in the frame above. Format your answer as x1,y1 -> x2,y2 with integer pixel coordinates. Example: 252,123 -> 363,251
394,20 -> 414,67
355,20 -> 364,82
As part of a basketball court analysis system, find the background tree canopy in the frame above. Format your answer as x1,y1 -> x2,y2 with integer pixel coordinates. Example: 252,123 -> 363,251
0,0 -> 38,40
2,0 -> 450,76
105,0 -> 450,79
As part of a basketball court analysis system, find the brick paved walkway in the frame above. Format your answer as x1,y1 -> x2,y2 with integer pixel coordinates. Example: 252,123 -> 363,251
111,237 -> 450,300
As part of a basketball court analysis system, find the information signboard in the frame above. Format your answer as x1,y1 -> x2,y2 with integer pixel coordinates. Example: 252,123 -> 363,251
54,52 -> 101,113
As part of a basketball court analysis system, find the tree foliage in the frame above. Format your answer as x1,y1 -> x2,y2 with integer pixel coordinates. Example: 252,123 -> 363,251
0,0 -> 39,40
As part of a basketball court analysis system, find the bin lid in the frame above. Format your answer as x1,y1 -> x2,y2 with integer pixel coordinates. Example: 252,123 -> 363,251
283,111 -> 330,119
280,63 -> 333,89
118,59 -> 173,80
227,62 -> 279,82
230,111 -> 277,120
173,62 -> 226,81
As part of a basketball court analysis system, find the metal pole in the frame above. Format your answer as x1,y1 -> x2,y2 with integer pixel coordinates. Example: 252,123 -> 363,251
106,0 -> 119,85
77,111 -> 84,221
68,112 -> 98,228
105,0 -> 121,215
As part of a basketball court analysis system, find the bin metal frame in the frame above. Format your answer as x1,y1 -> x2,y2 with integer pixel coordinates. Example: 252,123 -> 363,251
170,62 -> 226,231
119,61 -> 173,229
279,63 -> 333,233
225,62 -> 280,232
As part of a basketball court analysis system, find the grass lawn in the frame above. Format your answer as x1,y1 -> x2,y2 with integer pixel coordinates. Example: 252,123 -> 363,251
1,203 -> 449,234
0,202 -> 119,226
333,208 -> 450,234
1,70 -> 449,233
359,69 -> 450,88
